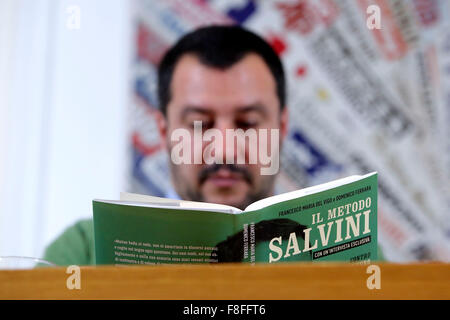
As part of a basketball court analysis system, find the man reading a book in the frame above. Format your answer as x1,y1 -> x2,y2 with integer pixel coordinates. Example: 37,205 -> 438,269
43,25 -> 383,265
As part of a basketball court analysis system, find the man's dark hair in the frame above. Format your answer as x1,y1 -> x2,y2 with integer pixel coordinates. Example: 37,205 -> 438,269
214,219 -> 311,263
157,25 -> 286,116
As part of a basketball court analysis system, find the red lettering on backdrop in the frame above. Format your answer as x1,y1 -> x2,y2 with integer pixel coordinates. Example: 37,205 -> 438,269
413,0 -> 438,27
132,132 -> 162,156
357,0 -> 409,60
132,95 -> 164,156
137,22 -> 168,65
276,0 -> 338,35
268,35 -> 288,56
276,0 -> 316,35
296,64 -> 307,77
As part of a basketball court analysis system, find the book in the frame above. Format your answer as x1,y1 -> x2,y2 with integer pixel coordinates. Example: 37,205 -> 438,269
93,172 -> 377,265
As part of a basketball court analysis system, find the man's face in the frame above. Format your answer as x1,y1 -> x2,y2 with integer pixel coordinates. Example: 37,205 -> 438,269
160,53 -> 288,210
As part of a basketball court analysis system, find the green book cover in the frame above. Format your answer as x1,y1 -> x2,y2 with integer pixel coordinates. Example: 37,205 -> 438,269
93,172 -> 377,265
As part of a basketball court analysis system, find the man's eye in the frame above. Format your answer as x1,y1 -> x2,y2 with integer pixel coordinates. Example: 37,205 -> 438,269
189,121 -> 213,130
236,120 -> 258,129
202,121 -> 214,130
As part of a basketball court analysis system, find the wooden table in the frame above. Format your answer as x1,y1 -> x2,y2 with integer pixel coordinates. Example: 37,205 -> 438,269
1,262 -> 449,299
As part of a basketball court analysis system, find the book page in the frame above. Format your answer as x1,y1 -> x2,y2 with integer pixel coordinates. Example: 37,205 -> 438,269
120,192 -> 242,214
245,172 -> 377,212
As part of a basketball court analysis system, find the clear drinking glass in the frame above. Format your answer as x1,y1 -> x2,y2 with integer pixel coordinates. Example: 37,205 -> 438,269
0,256 -> 56,270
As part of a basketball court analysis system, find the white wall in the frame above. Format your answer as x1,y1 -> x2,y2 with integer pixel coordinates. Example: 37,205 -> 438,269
0,0 -> 132,259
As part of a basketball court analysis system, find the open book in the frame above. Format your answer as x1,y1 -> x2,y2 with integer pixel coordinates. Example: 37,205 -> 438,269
93,172 -> 377,265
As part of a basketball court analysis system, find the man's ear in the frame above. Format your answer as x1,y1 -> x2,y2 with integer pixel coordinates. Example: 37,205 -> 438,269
155,110 -> 168,150
280,106 -> 288,141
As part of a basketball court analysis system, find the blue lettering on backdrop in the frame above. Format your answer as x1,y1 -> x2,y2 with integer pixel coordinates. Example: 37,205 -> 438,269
227,0 -> 257,24
291,130 -> 342,176
132,147 -> 166,197
160,9 -> 186,36
135,75 -> 158,108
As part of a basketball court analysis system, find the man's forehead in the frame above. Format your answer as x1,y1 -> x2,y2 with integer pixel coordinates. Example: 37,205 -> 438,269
168,53 -> 279,114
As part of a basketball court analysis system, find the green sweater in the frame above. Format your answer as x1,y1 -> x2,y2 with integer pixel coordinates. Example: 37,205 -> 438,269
43,219 -> 386,266
43,219 -> 95,266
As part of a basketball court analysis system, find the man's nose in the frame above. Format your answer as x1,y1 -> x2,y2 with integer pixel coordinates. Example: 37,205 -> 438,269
213,119 -> 239,164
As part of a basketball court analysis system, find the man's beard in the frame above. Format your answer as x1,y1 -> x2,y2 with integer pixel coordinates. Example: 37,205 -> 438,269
170,163 -> 276,210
